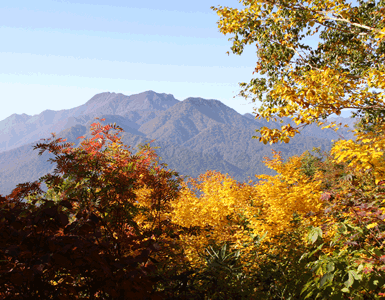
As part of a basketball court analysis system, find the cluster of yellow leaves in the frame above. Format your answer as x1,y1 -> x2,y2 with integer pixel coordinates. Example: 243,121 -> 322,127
133,183 -> 173,232
133,185 -> 155,230
269,68 -> 359,118
169,170 -> 258,268
256,68 -> 385,143
253,152 -> 324,237
213,1 -> 385,145
170,152 -> 324,268
214,0 -> 351,36
332,123 -> 385,184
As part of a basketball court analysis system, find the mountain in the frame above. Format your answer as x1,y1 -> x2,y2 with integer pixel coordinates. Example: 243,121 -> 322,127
138,97 -> 267,145
0,91 -> 178,153
0,91 -> 358,196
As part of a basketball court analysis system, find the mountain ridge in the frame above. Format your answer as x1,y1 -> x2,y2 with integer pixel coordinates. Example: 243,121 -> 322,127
0,91 -> 358,196
0,91 -> 179,153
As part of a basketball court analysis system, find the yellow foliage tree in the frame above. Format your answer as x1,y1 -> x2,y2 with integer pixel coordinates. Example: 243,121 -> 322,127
170,170 -> 258,268
251,151 -> 324,237
212,0 -> 385,187
170,151 -> 324,270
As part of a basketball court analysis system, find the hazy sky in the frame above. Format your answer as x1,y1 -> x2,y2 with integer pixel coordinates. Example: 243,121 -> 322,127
0,0 -> 265,121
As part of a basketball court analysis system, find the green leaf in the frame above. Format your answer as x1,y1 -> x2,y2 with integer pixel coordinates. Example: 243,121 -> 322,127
319,273 -> 333,288
326,262 -> 335,273
346,223 -> 363,234
341,287 -> 350,293
220,243 -> 227,260
349,270 -> 360,280
357,264 -> 363,273
373,248 -> 382,258
344,271 -> 355,288
308,227 -> 323,244
306,243 -> 324,259
303,290 -> 314,299
301,279 -> 313,295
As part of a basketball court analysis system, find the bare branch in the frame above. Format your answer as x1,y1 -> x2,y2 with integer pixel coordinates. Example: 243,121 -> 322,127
322,14 -> 384,35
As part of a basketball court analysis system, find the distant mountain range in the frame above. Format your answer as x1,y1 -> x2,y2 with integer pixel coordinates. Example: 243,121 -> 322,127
0,91 -> 357,196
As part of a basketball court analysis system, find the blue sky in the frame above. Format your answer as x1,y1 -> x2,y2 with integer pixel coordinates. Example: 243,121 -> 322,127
0,0 -> 262,121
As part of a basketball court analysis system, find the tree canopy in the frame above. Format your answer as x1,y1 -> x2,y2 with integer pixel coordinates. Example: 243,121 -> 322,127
212,0 -> 385,143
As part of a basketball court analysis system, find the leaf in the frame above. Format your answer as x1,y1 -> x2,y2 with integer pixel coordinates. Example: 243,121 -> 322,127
220,243 -> 227,260
319,272 -> 333,288
305,243 -> 324,260
357,264 -> 364,273
326,262 -> 335,273
341,287 -> 350,293
344,270 -> 355,288
308,227 -> 323,244
337,223 -> 347,234
367,222 -> 378,229
373,248 -> 382,258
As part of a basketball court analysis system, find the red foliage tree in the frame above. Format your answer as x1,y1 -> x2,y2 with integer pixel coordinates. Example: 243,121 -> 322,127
0,118 -> 185,299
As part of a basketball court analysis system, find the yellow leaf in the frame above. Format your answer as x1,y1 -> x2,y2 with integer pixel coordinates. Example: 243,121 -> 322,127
367,223 -> 378,229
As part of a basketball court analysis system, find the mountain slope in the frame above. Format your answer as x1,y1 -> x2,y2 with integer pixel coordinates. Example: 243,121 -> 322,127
138,97 -> 266,146
0,91 -> 179,153
0,91 -> 358,196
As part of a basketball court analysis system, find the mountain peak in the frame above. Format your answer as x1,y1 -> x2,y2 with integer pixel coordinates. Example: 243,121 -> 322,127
2,113 -> 31,124
85,92 -> 125,105
140,90 -> 157,95
125,91 -> 179,111
133,90 -> 176,100
183,97 -> 223,106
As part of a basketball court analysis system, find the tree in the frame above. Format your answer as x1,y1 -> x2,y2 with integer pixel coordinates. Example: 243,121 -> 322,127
0,118 -> 186,299
210,1 -> 385,298
212,0 -> 385,143
169,153 -> 324,299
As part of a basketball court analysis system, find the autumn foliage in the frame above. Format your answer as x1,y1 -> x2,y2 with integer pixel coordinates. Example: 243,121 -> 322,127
1,119 -> 385,298
2,0 -> 385,299
0,119 -> 187,299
